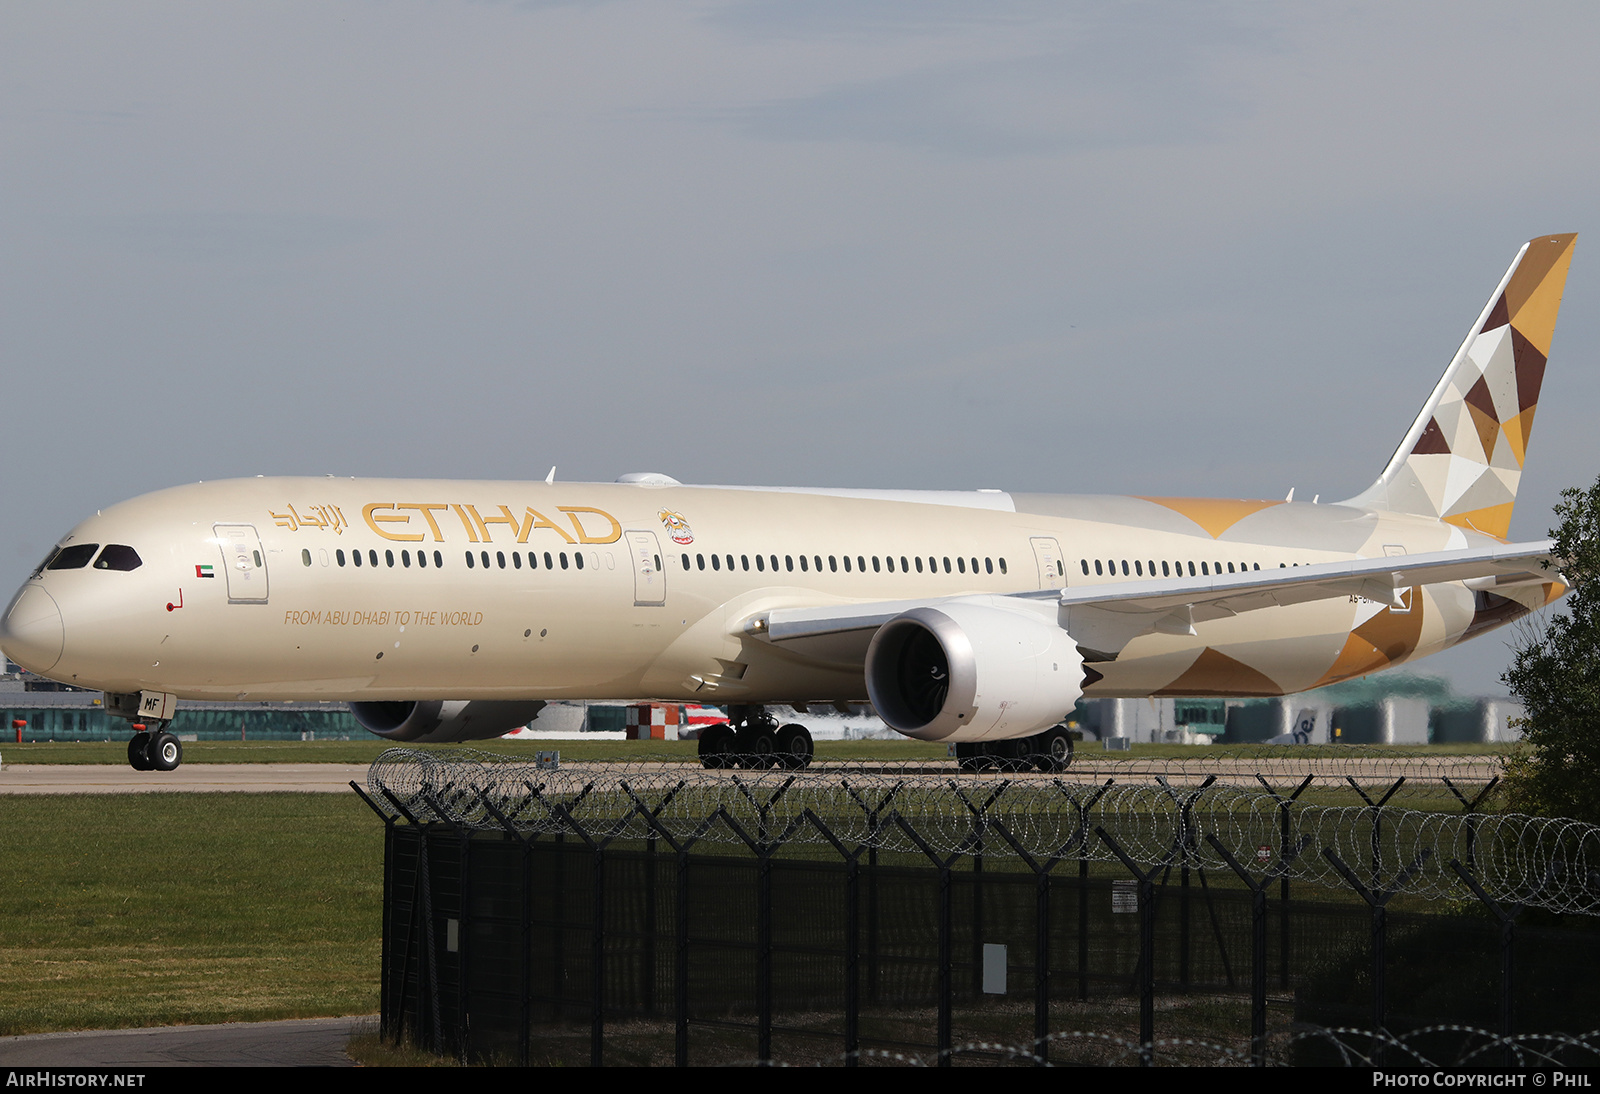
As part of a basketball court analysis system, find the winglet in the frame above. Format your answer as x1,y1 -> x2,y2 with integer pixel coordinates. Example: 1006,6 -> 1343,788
1344,234 -> 1578,538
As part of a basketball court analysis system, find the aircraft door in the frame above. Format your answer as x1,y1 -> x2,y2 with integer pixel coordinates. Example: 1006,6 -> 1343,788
214,524 -> 269,603
627,530 -> 666,606
1030,536 -> 1066,590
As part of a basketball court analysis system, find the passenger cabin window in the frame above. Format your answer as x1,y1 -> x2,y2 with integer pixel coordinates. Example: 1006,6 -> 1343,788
95,545 -> 143,571
301,549 -> 312,567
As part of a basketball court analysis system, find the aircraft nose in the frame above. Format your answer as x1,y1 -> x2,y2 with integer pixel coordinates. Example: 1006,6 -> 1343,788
0,585 -> 64,675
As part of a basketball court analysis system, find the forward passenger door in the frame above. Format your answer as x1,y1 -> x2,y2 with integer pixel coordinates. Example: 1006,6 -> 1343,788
214,524 -> 269,603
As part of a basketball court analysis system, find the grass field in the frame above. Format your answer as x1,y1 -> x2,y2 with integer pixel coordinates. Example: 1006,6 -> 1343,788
0,793 -> 382,1035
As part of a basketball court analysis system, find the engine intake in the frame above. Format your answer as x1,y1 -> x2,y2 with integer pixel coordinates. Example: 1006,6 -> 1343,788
865,602 -> 1084,743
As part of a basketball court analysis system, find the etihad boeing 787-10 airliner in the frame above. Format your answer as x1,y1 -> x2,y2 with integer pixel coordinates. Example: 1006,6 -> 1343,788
0,235 -> 1577,772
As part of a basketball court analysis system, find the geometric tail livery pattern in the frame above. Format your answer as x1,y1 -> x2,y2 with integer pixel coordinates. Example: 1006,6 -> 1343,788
1345,233 -> 1577,538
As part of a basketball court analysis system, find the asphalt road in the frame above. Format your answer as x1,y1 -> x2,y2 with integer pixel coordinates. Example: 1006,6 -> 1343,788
0,1017 -> 367,1067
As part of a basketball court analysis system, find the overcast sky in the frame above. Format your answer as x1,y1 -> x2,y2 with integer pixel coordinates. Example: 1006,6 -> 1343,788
5,1 -> 1599,695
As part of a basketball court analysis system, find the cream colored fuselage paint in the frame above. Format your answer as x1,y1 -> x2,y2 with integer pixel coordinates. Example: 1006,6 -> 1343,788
9,476 -> 1531,705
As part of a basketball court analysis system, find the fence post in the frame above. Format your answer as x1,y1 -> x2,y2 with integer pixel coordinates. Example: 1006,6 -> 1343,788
1441,775 -> 1500,873
1346,775 -> 1406,889
804,809 -> 867,1067
1448,857 -> 1564,1068
628,787 -> 716,1068
716,799 -> 807,1067
1323,846 -> 1431,1065
1256,771 -> 1314,990
894,804 -> 989,1068
1095,826 -> 1183,1067
1061,779 -> 1114,1003
1156,775 -> 1216,994
479,785 -> 567,1067
545,793 -> 638,1068
350,782 -> 404,1045
845,780 -> 902,1013
990,795 -> 1105,1067
1204,832 -> 1312,1065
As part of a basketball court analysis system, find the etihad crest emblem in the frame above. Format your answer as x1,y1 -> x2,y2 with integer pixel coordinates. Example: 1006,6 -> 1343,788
658,509 -> 694,545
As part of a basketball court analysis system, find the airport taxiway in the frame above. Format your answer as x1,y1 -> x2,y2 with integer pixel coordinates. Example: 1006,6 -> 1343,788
0,763 -> 370,793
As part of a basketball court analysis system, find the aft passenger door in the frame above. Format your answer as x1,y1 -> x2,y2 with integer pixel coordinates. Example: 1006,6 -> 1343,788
627,530 -> 666,606
214,524 -> 269,603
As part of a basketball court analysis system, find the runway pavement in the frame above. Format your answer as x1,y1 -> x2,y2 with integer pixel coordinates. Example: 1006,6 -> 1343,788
0,1017 -> 367,1066
0,763 -> 370,793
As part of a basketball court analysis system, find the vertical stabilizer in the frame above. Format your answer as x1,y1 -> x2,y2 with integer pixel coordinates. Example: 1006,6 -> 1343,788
1344,234 -> 1577,537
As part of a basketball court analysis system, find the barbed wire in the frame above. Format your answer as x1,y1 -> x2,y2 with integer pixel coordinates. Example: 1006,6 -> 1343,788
363,747 -> 1599,916
718,1025 -> 1600,1067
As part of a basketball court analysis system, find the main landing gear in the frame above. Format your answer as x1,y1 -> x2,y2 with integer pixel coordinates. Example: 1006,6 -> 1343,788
955,724 -> 1075,774
697,705 -> 814,770
127,724 -> 183,772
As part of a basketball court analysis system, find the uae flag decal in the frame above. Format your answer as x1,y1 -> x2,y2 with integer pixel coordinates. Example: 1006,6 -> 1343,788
195,564 -> 215,578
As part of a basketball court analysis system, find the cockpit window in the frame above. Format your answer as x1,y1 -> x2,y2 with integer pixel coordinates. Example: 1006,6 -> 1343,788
30,547 -> 61,578
46,544 -> 99,570
94,545 -> 143,571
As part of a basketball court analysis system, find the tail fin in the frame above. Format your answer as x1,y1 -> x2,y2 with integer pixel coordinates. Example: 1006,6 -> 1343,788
1344,233 -> 1577,537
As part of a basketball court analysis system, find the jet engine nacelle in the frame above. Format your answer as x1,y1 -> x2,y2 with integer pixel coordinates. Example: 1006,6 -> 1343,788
349,699 -> 547,744
865,601 -> 1085,743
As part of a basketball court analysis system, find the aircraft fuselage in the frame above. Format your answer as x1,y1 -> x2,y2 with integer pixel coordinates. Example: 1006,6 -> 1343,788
3,476 -> 1549,708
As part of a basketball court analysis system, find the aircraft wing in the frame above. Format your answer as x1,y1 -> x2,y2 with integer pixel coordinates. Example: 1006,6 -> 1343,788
749,540 -> 1559,663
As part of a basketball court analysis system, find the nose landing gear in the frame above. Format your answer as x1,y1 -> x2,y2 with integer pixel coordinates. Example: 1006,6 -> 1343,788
105,693 -> 183,772
126,724 -> 182,772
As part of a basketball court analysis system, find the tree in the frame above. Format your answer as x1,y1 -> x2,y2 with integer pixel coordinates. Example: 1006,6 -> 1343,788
1503,475 -> 1600,822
